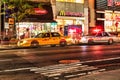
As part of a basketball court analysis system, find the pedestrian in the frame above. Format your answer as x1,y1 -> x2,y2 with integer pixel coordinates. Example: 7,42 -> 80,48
24,28 -> 30,38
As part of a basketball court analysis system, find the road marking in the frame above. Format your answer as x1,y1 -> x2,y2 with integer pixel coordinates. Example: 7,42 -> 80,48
0,59 -> 12,62
0,67 -> 37,73
79,57 -> 120,63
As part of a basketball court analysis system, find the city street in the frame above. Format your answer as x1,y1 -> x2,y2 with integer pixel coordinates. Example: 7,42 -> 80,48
1,0 -> 120,80
0,44 -> 120,80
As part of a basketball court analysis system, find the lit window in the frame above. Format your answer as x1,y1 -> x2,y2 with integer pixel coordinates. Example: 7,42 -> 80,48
76,0 -> 84,3
56,0 -> 84,3
56,0 -> 64,2
66,0 -> 75,2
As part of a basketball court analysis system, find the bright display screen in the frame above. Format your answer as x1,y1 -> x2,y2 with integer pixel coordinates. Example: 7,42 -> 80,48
56,0 -> 84,3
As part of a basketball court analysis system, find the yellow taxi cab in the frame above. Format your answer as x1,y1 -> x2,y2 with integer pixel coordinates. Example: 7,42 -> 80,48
17,32 -> 73,47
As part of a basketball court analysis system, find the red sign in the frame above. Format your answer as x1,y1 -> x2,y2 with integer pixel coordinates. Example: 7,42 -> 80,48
107,0 -> 113,6
34,8 -> 47,15
115,1 -> 120,6
115,22 -> 119,27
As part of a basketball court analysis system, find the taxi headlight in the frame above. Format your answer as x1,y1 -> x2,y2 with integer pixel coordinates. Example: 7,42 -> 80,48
20,40 -> 27,44
66,38 -> 72,42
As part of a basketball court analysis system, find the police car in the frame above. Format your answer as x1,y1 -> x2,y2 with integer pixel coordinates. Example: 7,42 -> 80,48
79,32 -> 120,45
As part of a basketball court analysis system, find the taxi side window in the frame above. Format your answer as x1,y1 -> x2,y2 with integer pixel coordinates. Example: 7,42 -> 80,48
43,33 -> 50,38
51,32 -> 60,37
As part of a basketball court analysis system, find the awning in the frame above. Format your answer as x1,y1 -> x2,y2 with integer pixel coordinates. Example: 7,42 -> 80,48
57,16 -> 85,20
21,18 -> 57,23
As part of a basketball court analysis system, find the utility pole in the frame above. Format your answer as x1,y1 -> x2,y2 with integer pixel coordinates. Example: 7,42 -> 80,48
84,0 -> 89,35
0,0 -> 2,40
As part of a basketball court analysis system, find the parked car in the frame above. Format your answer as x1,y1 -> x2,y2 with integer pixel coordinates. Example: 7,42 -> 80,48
17,32 -> 73,47
79,32 -> 120,45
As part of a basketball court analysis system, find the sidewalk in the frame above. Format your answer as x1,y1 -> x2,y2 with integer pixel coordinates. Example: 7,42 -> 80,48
70,69 -> 120,80
0,44 -> 17,50
0,44 -> 120,80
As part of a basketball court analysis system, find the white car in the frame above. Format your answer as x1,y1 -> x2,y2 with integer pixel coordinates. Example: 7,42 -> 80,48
79,32 -> 120,45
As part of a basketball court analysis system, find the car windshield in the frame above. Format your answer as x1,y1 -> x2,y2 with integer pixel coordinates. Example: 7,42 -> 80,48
34,33 -> 44,38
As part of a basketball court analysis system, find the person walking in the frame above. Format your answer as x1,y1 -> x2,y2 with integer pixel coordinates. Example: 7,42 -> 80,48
24,28 -> 30,38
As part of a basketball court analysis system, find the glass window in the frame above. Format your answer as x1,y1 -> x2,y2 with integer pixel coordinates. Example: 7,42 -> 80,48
75,0 -> 84,3
66,0 -> 75,2
56,0 -> 84,3
35,33 -> 44,38
51,32 -> 61,37
43,33 -> 50,38
56,0 -> 64,2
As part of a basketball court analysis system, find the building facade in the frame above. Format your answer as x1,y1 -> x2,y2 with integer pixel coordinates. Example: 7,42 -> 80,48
2,0 -> 57,39
94,0 -> 120,33
1,0 -> 90,39
16,0 -> 89,39
54,0 -> 89,38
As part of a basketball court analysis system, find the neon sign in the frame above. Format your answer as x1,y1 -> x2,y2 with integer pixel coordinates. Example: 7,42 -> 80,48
59,10 -> 83,17
115,1 -> 120,6
107,0 -> 120,6
34,8 -> 47,15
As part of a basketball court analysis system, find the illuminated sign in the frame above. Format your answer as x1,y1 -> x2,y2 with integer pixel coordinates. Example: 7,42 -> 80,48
59,10 -> 83,17
107,0 -> 113,6
34,8 -> 47,15
29,0 -> 50,2
107,0 -> 120,6
115,1 -> 120,6
56,0 -> 84,3
9,18 -> 14,25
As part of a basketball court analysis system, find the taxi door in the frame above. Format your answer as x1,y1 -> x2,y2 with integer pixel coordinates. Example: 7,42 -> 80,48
50,32 -> 61,45
36,33 -> 50,45
43,33 -> 51,45
34,33 -> 46,45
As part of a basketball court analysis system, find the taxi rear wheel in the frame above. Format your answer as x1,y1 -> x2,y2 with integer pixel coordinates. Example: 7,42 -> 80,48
60,41 -> 66,47
31,41 -> 39,47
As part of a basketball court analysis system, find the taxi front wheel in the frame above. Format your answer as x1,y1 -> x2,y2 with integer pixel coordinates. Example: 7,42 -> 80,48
31,41 -> 39,47
60,41 -> 66,47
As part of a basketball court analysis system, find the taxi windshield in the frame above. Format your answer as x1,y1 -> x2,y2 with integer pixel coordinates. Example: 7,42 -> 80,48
34,33 -> 43,38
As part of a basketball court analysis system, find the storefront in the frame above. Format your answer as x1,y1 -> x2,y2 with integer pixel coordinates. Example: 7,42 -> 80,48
95,0 -> 120,32
16,3 -> 56,39
16,22 -> 57,38
104,10 -> 120,32
55,0 -> 85,40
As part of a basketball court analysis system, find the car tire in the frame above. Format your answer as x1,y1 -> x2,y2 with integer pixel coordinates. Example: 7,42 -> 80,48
31,41 -> 39,48
88,39 -> 94,45
108,39 -> 113,45
60,41 -> 66,47
51,45 -> 56,47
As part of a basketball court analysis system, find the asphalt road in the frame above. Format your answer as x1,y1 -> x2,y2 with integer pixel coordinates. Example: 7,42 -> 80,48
0,44 -> 120,80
